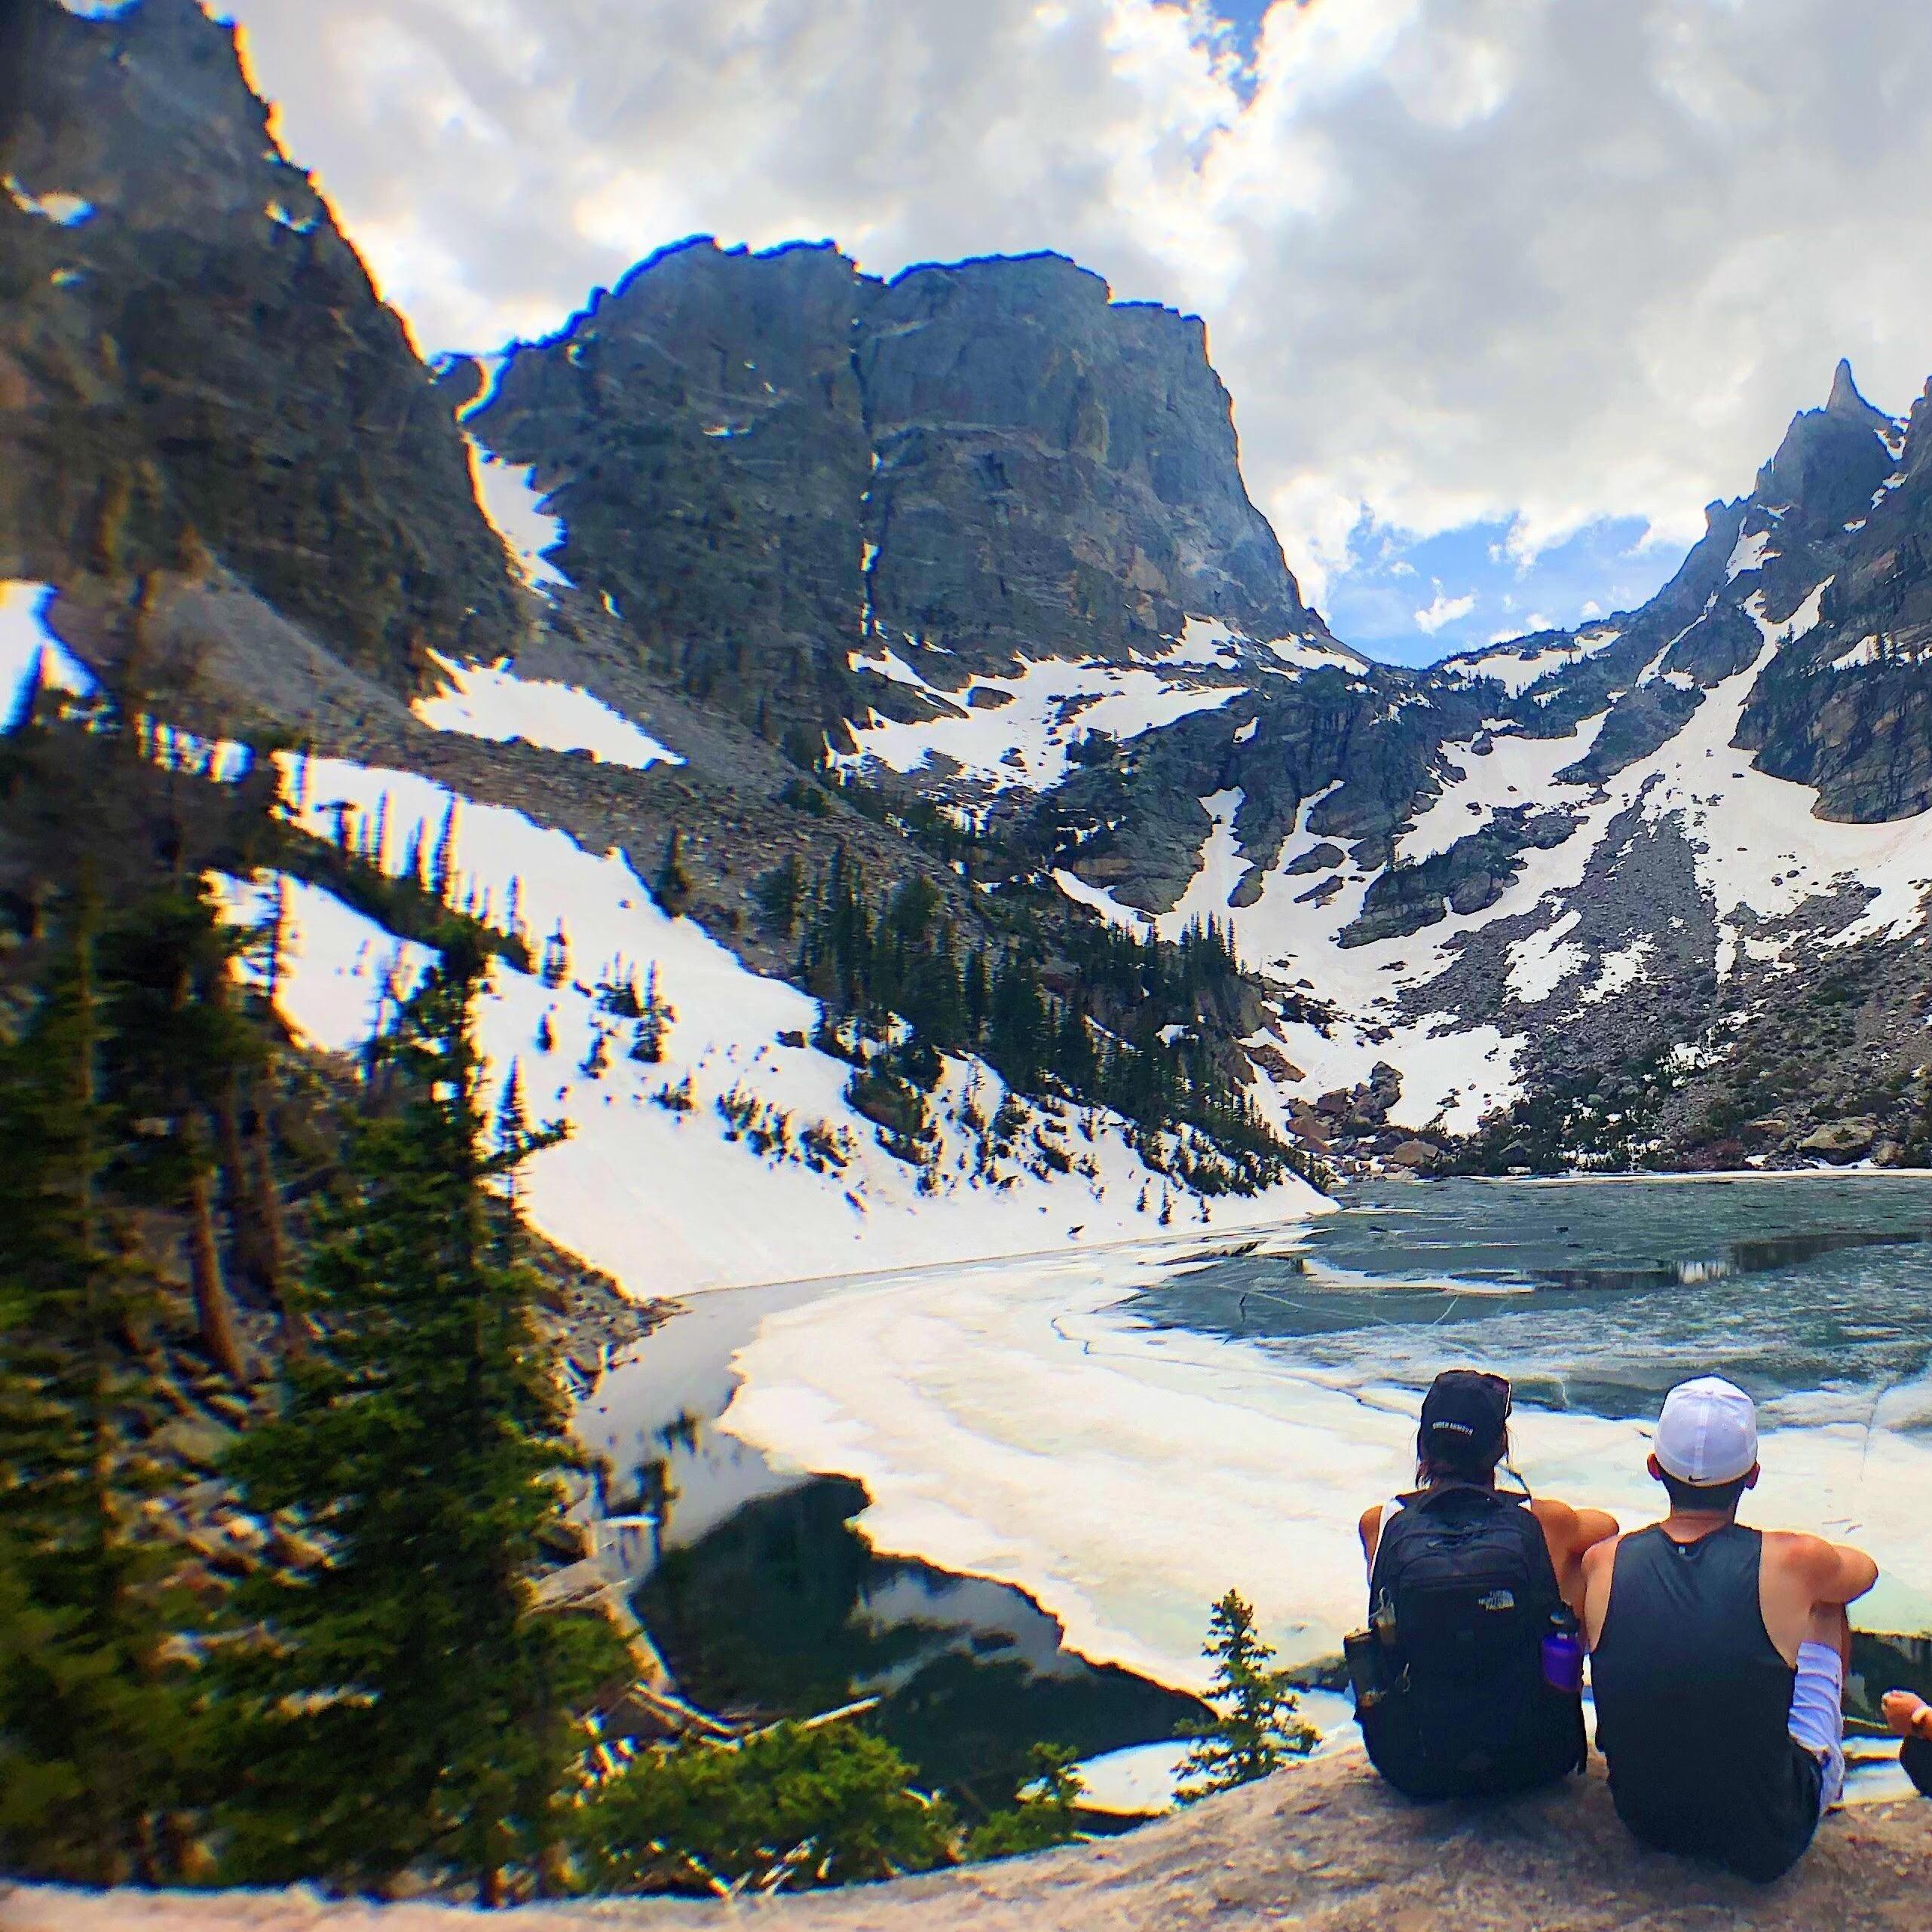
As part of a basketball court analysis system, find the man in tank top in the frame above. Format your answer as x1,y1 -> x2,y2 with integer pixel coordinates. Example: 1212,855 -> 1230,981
1580,1376 -> 1878,1881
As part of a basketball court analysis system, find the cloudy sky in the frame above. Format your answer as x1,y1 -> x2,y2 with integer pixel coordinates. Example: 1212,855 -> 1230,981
222,0 -> 1932,664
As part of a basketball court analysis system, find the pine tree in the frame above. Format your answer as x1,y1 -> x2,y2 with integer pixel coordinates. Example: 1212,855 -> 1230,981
629,963 -> 673,1064
652,828 -> 692,917
1174,1590 -> 1313,1802
98,883 -> 259,1385
222,942 -> 627,1893
430,800 -> 459,905
0,911 -> 210,1882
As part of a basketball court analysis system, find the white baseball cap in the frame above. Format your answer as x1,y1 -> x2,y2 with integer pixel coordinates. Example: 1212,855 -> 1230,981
1654,1376 -> 1759,1486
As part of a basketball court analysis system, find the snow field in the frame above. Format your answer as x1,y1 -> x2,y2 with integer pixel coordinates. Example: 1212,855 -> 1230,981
1440,627 -> 1621,697
413,651 -> 683,769
250,754 -> 1321,1296
838,651 -> 1243,793
0,580 -> 96,718
464,434 -> 569,589
718,1245 -> 1932,1691
1395,712 -> 1606,866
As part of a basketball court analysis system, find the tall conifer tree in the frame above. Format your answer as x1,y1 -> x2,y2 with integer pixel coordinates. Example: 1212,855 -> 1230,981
223,938 -> 624,1895
0,909 -> 208,1882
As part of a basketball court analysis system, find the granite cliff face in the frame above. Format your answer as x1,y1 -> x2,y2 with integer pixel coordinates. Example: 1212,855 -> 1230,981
0,0 -> 524,687
470,237 -> 1324,745
855,252 -> 1317,667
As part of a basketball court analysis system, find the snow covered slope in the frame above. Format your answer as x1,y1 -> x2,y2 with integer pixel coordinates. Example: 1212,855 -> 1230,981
245,754 -> 1324,1297
1030,365 -> 1932,1165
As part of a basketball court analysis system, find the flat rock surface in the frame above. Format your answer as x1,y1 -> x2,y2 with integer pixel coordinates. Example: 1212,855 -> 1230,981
8,1757 -> 1930,1931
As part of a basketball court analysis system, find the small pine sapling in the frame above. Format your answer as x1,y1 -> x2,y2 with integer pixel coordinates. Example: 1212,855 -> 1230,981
963,1744 -> 1086,1860
1174,1589 -> 1314,1803
629,964 -> 675,1064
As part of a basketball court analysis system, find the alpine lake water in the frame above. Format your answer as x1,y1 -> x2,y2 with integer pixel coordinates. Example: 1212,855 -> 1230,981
575,1174 -> 1932,1813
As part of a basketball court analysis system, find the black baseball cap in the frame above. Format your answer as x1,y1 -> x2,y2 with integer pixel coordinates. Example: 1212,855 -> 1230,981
1419,1369 -> 1511,1468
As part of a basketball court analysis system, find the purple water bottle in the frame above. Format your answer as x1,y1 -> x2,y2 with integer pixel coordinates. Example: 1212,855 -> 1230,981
1542,1624 -> 1585,1694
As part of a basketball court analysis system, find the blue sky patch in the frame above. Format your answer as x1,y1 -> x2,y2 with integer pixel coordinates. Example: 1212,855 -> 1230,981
1318,513 -> 1682,667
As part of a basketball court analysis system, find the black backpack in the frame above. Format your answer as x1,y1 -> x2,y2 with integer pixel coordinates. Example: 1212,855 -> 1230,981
1349,1483 -> 1586,1800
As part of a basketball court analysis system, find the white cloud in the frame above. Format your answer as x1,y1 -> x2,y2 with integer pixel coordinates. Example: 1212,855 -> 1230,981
222,0 -> 1932,613
1413,587 -> 1475,634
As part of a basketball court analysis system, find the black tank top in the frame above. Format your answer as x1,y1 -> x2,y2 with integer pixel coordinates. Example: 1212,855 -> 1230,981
1591,1523 -> 1822,1881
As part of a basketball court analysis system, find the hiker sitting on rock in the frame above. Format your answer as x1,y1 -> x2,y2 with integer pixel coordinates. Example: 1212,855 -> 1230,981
1349,1368 -> 1619,1801
1881,1689 -> 1932,1797
1581,1376 -> 1878,1883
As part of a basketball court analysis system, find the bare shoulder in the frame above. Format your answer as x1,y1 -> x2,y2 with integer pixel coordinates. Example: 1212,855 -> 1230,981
1760,1527 -> 1838,1576
1358,1503 -> 1384,1553
1528,1496 -> 1578,1531
1761,1526 -> 1874,1596
1580,1529 -> 1622,1577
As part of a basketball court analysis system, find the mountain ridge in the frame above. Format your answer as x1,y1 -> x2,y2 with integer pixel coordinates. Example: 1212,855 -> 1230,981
11,0 -> 1932,1235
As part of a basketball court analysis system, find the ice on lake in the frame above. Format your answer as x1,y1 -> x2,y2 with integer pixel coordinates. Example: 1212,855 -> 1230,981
719,1175 -> 1932,1692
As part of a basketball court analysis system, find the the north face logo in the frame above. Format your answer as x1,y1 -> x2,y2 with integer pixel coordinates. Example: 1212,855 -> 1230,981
1477,1589 -> 1517,1612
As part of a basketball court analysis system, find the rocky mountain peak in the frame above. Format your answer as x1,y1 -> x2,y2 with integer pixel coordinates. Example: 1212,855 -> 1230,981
2,0 -> 525,687
1754,364 -> 1896,531
1826,355 -> 1894,435
471,236 -> 1325,744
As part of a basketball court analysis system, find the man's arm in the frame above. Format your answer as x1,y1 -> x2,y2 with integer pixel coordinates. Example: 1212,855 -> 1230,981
1578,1532 -> 1621,1649
1572,1507 -> 1620,1552
1814,1537 -> 1879,1606
1787,1532 -> 1879,1606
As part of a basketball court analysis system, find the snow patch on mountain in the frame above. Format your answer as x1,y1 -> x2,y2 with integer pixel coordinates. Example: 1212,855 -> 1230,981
1,580 -> 95,718
1049,868 -> 1153,935
1398,714 -> 1606,865
413,651 -> 683,769
3,176 -> 93,225
838,654 -> 1242,794
465,438 -> 569,589
1263,636 -> 1363,677
1263,1009 -> 1523,1136
1725,525 -> 1777,579
1581,936 -> 1655,1005
1441,628 -> 1622,697
1157,791 -> 1251,939
1505,910 -> 1587,1003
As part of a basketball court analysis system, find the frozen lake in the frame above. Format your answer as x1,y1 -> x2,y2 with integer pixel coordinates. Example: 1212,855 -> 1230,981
712,1175 -> 1932,1689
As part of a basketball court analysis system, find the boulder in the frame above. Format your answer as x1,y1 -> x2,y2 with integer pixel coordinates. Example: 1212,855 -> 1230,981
1389,1138 -> 1443,1172
1799,1119 -> 1879,1159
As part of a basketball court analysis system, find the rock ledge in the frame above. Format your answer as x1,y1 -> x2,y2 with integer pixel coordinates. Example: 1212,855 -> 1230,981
6,1756 -> 1928,1931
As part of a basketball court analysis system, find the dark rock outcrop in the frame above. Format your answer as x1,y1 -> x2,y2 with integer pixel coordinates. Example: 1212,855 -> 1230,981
857,253 -> 1318,666
0,0 -> 525,687
469,238 -> 874,738
471,238 -> 1326,740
